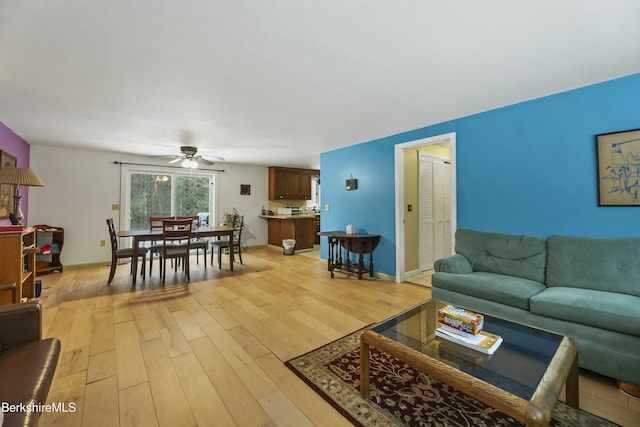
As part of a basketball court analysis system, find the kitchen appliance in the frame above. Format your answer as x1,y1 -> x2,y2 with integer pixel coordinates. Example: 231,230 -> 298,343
277,207 -> 302,215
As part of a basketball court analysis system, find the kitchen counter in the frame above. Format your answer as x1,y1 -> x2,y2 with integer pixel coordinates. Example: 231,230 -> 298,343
259,214 -> 318,220
262,215 -> 318,249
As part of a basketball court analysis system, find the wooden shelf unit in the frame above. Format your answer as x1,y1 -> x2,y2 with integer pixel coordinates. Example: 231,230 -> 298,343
0,228 -> 37,305
34,224 -> 64,275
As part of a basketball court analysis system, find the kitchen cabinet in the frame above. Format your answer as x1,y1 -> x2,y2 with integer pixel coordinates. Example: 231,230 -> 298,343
267,217 -> 316,249
269,166 -> 319,200
314,215 -> 320,244
273,168 -> 289,200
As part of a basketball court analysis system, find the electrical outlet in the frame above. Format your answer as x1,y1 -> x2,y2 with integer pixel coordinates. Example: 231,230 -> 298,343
112,204 -> 120,210
324,204 -> 330,211
100,240 -> 106,247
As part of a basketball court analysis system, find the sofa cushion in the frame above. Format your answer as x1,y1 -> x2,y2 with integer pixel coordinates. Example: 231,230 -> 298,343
454,228 -> 546,283
432,271 -> 547,310
433,254 -> 473,274
530,287 -> 640,337
546,235 -> 640,296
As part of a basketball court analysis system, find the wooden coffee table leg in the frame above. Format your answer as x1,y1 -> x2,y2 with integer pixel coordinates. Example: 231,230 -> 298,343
360,339 -> 370,397
565,352 -> 580,409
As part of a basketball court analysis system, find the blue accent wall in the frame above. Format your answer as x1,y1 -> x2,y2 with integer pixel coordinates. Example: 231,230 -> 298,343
320,73 -> 640,277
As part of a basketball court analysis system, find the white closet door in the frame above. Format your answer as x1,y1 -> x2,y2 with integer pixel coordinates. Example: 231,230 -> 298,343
443,162 -> 452,256
418,159 -> 434,269
419,152 -> 452,271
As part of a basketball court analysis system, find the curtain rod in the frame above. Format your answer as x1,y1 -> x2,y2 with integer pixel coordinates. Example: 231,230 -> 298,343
113,161 -> 225,172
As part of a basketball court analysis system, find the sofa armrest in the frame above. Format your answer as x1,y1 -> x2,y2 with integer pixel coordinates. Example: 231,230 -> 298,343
434,254 -> 473,274
0,300 -> 42,347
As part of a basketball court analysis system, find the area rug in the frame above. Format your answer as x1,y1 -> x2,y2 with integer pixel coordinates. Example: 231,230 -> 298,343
285,329 -> 618,427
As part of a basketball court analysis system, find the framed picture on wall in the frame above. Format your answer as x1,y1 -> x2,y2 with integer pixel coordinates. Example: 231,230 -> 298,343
0,151 -> 17,218
596,128 -> 640,206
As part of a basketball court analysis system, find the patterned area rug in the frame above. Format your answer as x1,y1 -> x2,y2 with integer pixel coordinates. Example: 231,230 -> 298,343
285,329 -> 619,427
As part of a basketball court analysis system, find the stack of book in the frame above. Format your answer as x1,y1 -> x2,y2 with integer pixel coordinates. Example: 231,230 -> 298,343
0,225 -> 26,232
435,305 -> 503,355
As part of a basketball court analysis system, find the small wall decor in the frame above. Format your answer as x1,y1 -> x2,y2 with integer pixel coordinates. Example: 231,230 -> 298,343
596,128 -> 640,206
346,174 -> 358,191
240,184 -> 251,195
0,151 -> 17,218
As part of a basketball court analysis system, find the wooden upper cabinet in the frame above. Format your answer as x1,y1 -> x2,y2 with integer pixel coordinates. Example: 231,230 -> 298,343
273,168 -> 289,199
269,166 -> 319,200
299,171 -> 312,199
287,170 -> 301,198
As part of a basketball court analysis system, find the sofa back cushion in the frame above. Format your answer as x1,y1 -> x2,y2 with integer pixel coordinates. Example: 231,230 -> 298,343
546,235 -> 640,296
455,229 -> 546,283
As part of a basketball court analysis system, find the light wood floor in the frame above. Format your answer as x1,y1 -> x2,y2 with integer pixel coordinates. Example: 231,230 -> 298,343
36,247 -> 639,427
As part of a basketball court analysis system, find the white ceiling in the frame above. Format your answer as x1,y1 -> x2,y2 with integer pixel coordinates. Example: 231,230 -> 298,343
1,1 -> 639,169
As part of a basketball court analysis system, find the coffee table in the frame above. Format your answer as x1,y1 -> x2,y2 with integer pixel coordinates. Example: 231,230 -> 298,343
360,300 -> 579,427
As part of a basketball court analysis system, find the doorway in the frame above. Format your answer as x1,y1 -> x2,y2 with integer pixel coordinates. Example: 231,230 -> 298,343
394,133 -> 456,284
418,151 -> 452,271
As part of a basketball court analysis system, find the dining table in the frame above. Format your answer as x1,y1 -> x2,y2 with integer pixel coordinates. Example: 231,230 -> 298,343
117,225 -> 236,286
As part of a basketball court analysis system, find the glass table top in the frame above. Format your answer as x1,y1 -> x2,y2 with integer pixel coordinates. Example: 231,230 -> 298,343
370,300 -> 564,400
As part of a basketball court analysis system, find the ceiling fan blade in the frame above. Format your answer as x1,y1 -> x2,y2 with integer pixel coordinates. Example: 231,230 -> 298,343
203,155 -> 226,163
195,157 -> 215,166
168,157 -> 183,164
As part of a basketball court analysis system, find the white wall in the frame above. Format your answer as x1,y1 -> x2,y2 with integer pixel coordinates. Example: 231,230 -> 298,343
29,145 -> 268,266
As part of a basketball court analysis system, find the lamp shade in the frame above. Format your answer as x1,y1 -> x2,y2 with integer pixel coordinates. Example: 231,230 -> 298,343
0,167 -> 45,187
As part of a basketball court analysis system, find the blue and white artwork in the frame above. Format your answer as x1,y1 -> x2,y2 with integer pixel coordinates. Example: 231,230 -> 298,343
597,129 -> 640,206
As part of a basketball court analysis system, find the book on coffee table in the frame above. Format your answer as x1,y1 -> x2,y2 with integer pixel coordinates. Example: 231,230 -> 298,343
438,338 -> 491,367
436,326 -> 503,355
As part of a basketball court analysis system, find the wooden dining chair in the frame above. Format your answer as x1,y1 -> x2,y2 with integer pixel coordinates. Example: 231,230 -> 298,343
148,216 -> 173,276
176,215 -> 207,268
159,218 -> 193,284
106,218 -> 148,284
211,214 -> 244,269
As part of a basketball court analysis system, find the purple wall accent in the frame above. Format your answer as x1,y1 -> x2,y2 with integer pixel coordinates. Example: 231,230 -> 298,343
0,121 -> 32,225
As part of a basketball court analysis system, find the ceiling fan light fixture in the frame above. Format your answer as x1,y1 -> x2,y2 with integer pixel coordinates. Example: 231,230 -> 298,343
152,145 -> 224,166
182,158 -> 198,168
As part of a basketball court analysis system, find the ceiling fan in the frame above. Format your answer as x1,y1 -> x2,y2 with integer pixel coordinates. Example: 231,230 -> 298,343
163,146 -> 225,168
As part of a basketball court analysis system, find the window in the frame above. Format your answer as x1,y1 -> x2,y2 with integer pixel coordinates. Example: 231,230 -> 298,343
306,175 -> 321,211
121,165 -> 217,231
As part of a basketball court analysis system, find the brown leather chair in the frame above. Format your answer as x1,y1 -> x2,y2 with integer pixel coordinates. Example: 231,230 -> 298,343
211,214 -> 244,269
159,218 -> 193,284
106,218 -> 148,284
0,301 -> 61,427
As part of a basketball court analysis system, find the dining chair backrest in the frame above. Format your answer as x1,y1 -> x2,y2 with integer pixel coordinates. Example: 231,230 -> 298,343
162,218 -> 193,247
106,218 -> 119,252
232,214 -> 244,242
150,216 -> 174,230
176,215 -> 200,230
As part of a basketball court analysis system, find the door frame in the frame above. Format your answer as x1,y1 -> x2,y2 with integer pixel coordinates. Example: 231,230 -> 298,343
394,132 -> 457,283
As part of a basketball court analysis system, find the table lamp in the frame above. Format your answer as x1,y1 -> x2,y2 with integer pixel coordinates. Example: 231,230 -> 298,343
0,167 -> 45,225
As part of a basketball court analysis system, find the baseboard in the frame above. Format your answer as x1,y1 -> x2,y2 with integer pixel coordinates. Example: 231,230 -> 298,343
404,269 -> 421,278
64,262 -> 111,270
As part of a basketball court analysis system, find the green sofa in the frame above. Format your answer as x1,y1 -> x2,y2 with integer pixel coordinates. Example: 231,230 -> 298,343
432,228 -> 640,388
